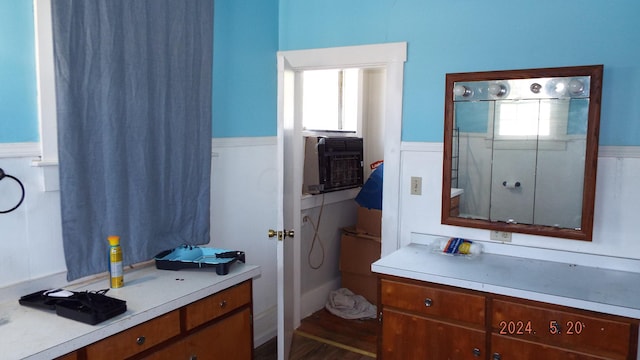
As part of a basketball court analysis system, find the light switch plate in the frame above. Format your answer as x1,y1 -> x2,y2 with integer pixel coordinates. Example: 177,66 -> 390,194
410,176 -> 422,195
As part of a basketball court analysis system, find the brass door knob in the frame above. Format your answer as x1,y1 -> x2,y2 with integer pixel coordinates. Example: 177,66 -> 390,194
267,229 -> 294,241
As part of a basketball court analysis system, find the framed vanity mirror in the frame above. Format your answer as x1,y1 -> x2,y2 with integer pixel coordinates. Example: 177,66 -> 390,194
441,65 -> 603,241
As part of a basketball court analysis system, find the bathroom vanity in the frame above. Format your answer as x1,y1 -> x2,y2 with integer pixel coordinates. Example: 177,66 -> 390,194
0,262 -> 260,359
373,244 -> 640,359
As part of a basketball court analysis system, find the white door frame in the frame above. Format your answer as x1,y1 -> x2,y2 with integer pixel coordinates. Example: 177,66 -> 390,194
276,42 -> 407,359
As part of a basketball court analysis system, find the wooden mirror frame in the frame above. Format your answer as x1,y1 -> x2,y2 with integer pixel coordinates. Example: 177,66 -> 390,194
441,65 -> 603,241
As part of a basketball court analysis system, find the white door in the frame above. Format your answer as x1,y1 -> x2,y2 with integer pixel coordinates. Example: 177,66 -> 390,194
274,56 -> 301,360
275,43 -> 407,359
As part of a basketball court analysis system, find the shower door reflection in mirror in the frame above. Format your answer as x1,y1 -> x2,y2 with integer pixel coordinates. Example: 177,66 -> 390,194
455,97 -> 588,228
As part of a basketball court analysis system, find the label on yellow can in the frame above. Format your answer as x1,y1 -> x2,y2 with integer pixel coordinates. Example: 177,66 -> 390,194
109,241 -> 124,288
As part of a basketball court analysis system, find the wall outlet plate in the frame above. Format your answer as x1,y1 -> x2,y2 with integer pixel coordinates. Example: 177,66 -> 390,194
490,230 -> 512,242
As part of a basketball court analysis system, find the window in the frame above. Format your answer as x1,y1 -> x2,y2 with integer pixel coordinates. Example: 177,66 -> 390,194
302,68 -> 361,133
494,99 -> 569,140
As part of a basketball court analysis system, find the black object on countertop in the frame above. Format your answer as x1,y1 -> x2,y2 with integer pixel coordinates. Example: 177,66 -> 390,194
154,245 -> 245,275
19,289 -> 127,325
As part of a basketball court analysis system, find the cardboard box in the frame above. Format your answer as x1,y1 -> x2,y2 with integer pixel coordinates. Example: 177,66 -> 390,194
356,206 -> 382,237
339,227 -> 381,304
341,272 -> 377,304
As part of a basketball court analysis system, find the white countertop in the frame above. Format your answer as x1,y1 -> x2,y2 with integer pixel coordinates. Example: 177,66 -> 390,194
372,243 -> 640,319
0,262 -> 260,360
451,188 -> 464,198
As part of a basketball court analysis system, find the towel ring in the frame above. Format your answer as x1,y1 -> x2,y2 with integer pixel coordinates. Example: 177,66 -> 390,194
0,168 -> 25,214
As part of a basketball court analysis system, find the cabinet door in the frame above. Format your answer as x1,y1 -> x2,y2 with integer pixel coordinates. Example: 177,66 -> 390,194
491,334 -> 609,360
143,307 -> 253,360
381,308 -> 485,360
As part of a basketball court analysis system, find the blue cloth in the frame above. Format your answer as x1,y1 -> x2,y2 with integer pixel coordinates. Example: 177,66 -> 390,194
53,0 -> 213,281
355,164 -> 383,210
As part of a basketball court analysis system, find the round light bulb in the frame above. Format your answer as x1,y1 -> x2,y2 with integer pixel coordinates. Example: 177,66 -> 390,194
453,84 -> 471,97
568,79 -> 584,94
488,83 -> 506,96
530,83 -> 542,93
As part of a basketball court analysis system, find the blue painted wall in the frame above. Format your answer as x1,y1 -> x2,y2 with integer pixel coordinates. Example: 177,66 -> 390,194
0,0 -> 38,143
279,0 -> 640,146
213,0 -> 278,138
0,0 -> 278,142
2,1 -> 639,145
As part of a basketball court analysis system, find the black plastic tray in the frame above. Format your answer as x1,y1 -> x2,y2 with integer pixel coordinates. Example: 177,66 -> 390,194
154,246 -> 245,275
19,289 -> 127,325
55,292 -> 127,325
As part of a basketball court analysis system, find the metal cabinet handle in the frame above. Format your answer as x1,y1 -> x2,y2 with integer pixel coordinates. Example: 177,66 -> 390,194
424,298 -> 433,307
473,348 -> 481,357
492,353 -> 501,360
219,300 -> 227,308
136,336 -> 146,345
189,355 -> 198,360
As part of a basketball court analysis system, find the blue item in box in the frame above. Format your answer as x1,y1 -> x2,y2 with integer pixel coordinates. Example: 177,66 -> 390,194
154,245 -> 245,275
355,163 -> 383,210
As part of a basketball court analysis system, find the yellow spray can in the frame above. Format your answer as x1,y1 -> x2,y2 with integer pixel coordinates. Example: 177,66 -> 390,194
108,235 -> 124,288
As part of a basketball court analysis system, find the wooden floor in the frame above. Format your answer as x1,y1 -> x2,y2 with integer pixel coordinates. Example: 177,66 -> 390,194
254,308 -> 378,359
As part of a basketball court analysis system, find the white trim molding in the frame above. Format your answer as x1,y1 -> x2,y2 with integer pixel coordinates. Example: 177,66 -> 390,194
401,141 -> 443,153
398,142 -> 640,159
0,143 -> 40,158
280,42 -> 407,70
212,136 -> 276,148
278,42 -> 408,257
598,146 -> 640,158
33,0 -> 59,167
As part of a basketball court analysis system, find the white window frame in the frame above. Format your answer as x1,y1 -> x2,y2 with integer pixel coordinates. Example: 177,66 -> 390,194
301,68 -> 363,136
31,0 -> 59,191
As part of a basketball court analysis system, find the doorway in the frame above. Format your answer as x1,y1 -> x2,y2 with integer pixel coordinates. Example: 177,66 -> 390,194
276,42 -> 407,359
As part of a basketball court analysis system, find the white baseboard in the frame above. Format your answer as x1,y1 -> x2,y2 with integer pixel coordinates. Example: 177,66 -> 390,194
253,305 -> 277,348
300,277 -> 341,319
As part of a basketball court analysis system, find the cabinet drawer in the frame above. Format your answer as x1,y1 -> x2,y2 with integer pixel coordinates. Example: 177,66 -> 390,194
85,310 -> 181,360
450,196 -> 460,216
142,308 -> 253,360
492,299 -> 635,359
381,278 -> 485,326
184,280 -> 251,330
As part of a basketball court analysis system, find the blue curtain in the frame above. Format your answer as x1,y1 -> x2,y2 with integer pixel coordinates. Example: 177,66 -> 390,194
52,0 -> 213,281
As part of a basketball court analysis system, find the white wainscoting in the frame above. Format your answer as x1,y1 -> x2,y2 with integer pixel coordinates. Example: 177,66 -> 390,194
398,143 -> 640,271
3,139 -> 639,348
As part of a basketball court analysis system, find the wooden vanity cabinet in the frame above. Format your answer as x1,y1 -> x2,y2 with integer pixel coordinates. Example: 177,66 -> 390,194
378,275 -> 639,360
450,195 -> 461,216
56,280 -> 253,360
56,351 -> 79,360
380,277 -> 487,359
